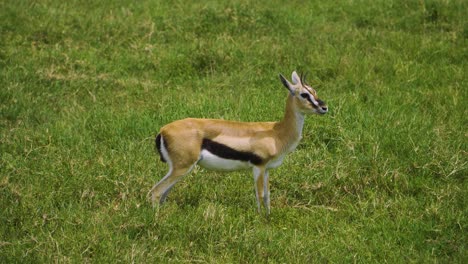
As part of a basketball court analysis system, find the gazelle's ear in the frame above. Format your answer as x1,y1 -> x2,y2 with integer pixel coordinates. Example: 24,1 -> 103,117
279,73 -> 295,95
291,71 -> 301,85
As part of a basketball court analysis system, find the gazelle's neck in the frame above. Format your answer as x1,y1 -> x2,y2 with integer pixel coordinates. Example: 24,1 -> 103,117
276,94 -> 305,146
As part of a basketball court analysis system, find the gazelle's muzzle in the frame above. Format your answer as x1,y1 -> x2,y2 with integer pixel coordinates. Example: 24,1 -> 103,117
316,99 -> 328,114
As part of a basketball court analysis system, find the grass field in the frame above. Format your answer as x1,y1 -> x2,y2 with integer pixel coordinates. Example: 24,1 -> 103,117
1,0 -> 467,262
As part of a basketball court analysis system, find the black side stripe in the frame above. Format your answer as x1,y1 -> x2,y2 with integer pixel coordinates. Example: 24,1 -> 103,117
201,138 -> 263,165
155,134 -> 167,163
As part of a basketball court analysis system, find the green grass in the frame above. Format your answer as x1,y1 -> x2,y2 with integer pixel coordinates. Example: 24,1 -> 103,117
1,0 -> 467,262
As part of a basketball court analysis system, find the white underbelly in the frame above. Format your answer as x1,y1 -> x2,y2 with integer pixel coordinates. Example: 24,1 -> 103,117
198,150 -> 252,171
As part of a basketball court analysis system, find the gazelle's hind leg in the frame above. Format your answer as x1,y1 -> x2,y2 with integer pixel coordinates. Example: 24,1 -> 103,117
149,164 -> 197,205
149,132 -> 201,206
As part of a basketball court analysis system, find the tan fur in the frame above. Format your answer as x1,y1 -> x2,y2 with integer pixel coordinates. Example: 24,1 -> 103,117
149,71 -> 328,215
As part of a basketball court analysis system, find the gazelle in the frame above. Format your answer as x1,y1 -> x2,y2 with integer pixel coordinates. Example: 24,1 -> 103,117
149,71 -> 328,215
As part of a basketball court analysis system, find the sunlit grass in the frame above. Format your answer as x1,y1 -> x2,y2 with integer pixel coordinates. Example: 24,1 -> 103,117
1,0 -> 466,262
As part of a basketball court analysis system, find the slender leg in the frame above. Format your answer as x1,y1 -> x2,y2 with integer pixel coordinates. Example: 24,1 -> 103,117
149,132 -> 201,206
263,170 -> 271,216
253,166 -> 265,213
149,164 -> 196,205
148,164 -> 173,203
159,162 -> 197,203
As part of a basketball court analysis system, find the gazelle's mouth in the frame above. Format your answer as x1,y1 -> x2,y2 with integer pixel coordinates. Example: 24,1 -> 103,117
318,107 -> 328,114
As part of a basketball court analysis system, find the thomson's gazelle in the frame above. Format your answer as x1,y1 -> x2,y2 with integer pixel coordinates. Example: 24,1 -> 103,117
150,71 -> 328,215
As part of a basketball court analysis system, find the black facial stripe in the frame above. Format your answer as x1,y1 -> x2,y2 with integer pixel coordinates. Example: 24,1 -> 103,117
317,99 -> 326,106
201,138 -> 263,165
301,93 -> 319,109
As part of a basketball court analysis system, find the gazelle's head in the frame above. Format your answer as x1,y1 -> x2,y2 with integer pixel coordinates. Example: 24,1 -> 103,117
279,71 -> 328,115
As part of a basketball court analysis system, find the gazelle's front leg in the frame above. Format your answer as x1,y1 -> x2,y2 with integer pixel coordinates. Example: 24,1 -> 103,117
263,170 -> 271,215
253,166 -> 266,214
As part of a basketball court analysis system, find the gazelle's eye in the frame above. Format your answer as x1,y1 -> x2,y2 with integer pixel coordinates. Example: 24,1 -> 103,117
300,93 -> 315,105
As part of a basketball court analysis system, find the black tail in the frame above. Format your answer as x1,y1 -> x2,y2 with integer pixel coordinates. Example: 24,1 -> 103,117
155,133 -> 167,163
